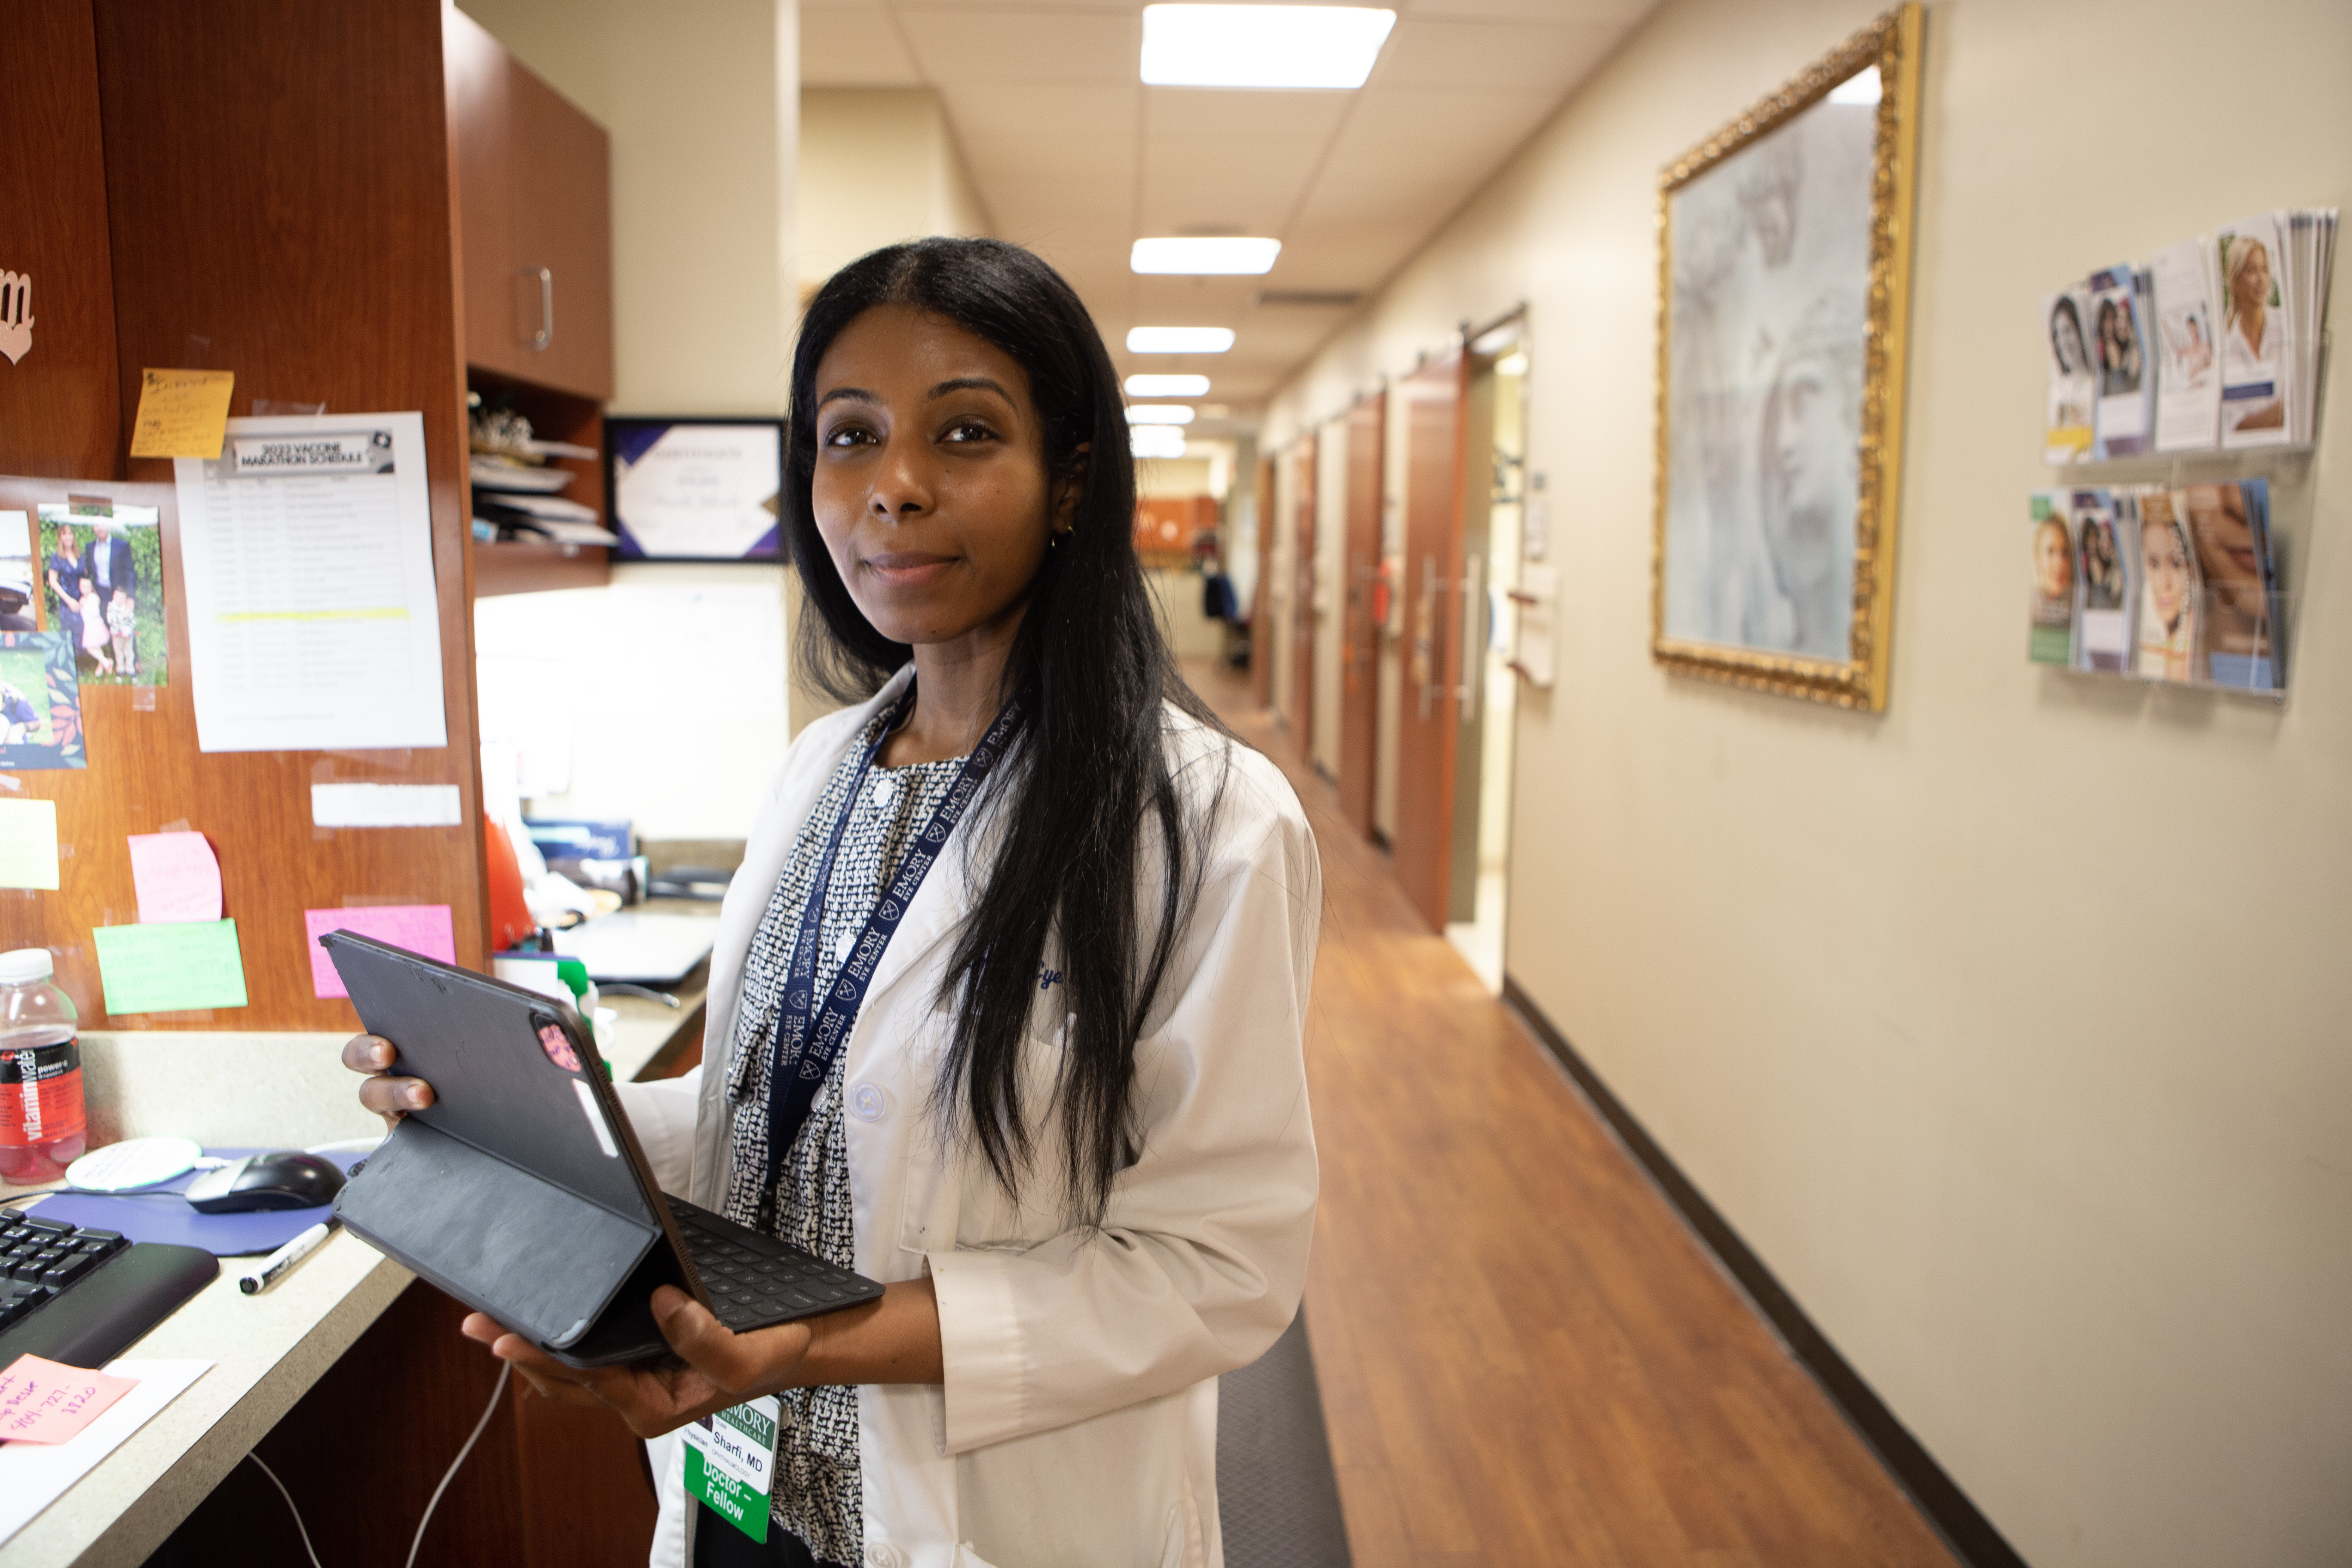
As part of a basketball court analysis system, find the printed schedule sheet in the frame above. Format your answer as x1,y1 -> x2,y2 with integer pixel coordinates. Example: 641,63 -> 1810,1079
172,412 -> 447,752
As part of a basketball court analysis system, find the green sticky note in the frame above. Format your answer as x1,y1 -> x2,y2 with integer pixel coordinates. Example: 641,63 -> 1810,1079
91,919 -> 249,1014
0,799 -> 61,891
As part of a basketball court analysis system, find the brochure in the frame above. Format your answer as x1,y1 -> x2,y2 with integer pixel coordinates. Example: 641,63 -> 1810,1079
2216,213 -> 2292,449
2070,489 -> 2132,673
2027,492 -> 2077,666
2041,288 -> 2098,464
2133,489 -> 2200,683
2179,480 -> 2281,690
2150,238 -> 2222,452
2087,266 -> 2152,458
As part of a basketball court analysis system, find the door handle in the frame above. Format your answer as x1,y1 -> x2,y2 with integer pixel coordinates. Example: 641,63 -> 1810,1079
1456,556 -> 1482,722
523,266 -> 554,351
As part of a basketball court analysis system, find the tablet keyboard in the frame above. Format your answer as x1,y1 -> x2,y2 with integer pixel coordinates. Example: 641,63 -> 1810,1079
0,1208 -> 220,1367
665,1197 -> 885,1332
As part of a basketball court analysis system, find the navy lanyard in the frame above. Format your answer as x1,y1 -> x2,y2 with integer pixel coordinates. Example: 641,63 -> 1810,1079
761,686 -> 1023,1197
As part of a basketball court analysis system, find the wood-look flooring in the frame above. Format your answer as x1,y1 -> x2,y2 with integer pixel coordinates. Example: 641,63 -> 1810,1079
1189,661 -> 1959,1568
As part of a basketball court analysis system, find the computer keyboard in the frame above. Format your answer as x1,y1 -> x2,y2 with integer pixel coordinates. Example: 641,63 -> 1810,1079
0,1207 -> 219,1368
665,1197 -> 885,1332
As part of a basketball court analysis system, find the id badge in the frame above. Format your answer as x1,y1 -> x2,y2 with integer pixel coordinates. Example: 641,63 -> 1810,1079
683,1396 -> 778,1543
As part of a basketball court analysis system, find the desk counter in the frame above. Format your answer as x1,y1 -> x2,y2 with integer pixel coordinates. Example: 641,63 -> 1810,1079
0,932 -> 713,1565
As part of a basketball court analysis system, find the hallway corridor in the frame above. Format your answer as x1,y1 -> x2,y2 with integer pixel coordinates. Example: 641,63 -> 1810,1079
1189,661 -> 1958,1568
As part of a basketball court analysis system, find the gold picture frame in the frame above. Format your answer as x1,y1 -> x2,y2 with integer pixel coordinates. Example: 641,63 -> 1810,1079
1651,3 -> 1923,710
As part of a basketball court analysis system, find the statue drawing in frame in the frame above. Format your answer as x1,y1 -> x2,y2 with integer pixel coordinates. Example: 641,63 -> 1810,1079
1651,4 -> 1923,710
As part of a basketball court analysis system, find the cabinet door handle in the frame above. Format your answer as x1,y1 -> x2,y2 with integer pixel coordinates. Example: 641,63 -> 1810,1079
525,266 -> 553,351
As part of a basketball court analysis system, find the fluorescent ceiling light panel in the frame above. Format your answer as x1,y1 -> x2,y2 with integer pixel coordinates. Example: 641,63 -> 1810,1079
1141,5 -> 1396,90
1126,405 -> 1196,425
1131,427 -> 1188,458
1131,237 -> 1282,275
1127,327 -> 1235,354
1125,374 -> 1211,396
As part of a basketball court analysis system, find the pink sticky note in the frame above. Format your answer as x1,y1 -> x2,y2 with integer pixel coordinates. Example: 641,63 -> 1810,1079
304,905 -> 458,998
0,1354 -> 137,1445
126,831 -> 223,924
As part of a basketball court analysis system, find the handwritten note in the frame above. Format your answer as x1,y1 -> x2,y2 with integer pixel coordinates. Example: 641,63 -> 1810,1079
0,800 -> 59,891
127,369 -> 235,460
0,1356 -> 136,1446
90,919 -> 248,1014
304,905 -> 456,998
126,831 -> 222,923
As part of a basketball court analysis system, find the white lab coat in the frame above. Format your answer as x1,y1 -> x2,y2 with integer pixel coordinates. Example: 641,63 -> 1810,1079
614,666 -> 1321,1568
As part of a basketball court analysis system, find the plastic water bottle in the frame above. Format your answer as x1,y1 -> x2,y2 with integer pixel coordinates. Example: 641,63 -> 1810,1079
0,948 -> 87,1184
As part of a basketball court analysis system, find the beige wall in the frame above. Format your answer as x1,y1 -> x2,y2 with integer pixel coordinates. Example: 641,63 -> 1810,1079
1265,2 -> 2351,1565
799,88 -> 991,293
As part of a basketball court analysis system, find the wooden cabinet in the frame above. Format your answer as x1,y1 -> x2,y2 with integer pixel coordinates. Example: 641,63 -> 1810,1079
444,8 -> 613,402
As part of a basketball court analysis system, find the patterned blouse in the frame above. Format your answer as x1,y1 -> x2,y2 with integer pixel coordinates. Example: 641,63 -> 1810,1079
723,710 -> 965,1568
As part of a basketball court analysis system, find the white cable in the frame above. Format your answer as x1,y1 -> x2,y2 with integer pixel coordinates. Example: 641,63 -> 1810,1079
406,1360 -> 513,1568
247,1453 -> 326,1568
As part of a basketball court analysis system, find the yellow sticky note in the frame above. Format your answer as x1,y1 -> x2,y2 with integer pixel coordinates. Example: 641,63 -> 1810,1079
0,798 -> 60,891
127,368 -> 235,460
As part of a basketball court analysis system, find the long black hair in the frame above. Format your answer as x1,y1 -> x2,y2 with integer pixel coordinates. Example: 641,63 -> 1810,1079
785,237 -> 1223,1225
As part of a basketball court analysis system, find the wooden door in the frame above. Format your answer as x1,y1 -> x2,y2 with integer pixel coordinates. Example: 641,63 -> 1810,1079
1251,456 -> 1275,707
1288,435 -> 1317,762
1335,393 -> 1384,837
1393,352 -> 1469,932
0,0 -> 120,481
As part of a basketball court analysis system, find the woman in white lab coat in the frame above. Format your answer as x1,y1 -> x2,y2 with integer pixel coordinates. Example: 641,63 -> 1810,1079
347,237 -> 1321,1568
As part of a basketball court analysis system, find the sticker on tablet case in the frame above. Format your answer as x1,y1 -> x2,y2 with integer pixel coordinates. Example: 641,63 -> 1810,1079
570,1078 -> 617,1158
539,1022 -> 583,1073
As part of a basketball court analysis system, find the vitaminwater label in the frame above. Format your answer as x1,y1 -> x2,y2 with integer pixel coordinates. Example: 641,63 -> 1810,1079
682,1394 -> 776,1543
0,1041 -> 84,1146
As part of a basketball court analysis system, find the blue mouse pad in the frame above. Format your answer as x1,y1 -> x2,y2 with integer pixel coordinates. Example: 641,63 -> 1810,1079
31,1147 -> 368,1257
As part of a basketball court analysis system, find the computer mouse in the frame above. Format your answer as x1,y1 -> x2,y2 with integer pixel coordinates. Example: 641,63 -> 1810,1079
184,1151 -> 348,1213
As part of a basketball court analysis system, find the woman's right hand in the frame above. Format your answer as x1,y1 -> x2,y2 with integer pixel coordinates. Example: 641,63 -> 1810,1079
342,1033 -> 435,1131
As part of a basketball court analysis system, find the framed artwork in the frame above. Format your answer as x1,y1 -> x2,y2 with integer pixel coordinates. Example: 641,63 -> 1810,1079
604,417 -> 785,562
1651,3 -> 1923,710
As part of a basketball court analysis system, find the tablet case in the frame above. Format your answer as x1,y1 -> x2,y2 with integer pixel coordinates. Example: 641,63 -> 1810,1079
322,931 -> 707,1366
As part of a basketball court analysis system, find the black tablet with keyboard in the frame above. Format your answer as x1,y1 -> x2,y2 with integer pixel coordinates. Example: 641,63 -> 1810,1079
319,931 -> 884,1369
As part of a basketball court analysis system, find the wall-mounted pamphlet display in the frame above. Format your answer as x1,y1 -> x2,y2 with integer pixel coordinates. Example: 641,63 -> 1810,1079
604,417 -> 785,562
2043,209 -> 2336,462
2026,480 -> 2282,695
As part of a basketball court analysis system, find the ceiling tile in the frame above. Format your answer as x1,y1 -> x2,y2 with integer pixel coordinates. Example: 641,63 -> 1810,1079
1137,143 -> 1317,233
1287,171 -> 1460,231
1141,88 -> 1353,144
800,10 -> 924,85
897,9 -> 1137,83
1399,0 -> 1655,21
1314,88 -> 1555,185
938,81 -> 1139,144
1368,18 -> 1618,92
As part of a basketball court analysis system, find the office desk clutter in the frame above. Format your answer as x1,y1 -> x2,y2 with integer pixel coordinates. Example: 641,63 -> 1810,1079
31,1145 -> 370,1258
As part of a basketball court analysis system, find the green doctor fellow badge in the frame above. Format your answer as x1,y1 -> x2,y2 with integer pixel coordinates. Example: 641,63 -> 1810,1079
683,1395 -> 779,1543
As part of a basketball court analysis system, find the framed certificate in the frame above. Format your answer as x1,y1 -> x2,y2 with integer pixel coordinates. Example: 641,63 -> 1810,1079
604,417 -> 785,562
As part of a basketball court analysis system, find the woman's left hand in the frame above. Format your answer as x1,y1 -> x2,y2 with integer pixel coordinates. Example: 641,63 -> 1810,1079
462,1286 -> 816,1436
462,1274 -> 942,1436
